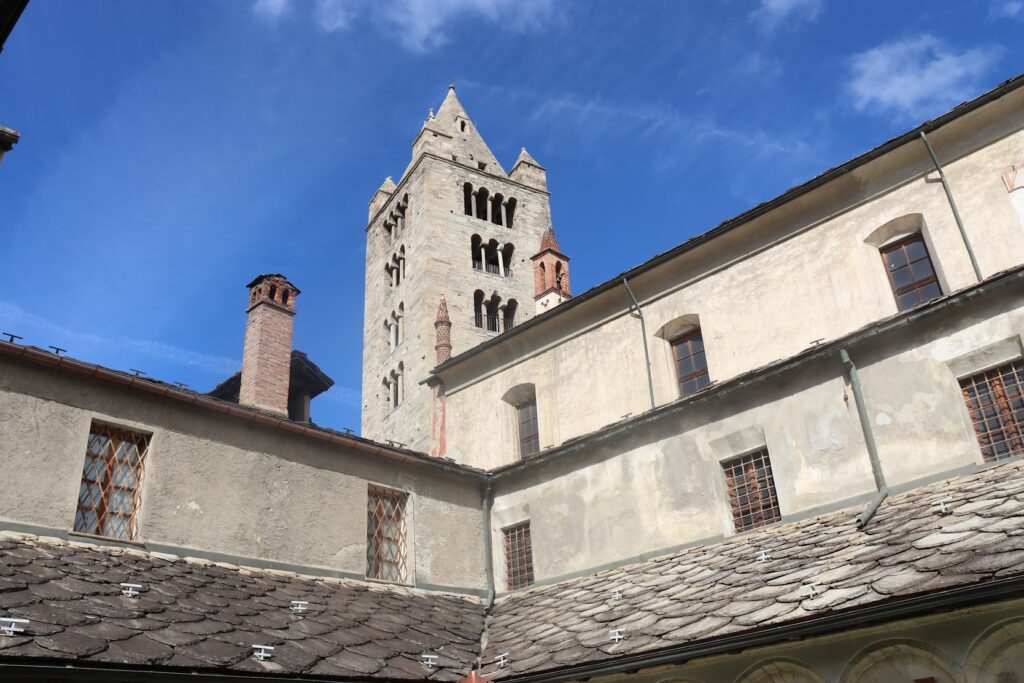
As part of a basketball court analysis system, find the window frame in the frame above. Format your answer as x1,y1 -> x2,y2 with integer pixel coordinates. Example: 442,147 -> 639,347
516,398 -> 540,458
74,423 -> 150,541
880,233 -> 942,312
671,329 -> 710,398
503,521 -> 535,590
959,359 -> 1024,463
721,448 -> 781,533
366,485 -> 410,584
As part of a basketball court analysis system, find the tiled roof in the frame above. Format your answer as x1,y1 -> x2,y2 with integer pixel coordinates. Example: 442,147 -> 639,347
480,459 -> 1024,678
3,460 -> 1024,680
0,536 -> 484,679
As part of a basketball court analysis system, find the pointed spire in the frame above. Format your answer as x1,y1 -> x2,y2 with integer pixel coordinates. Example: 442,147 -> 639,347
514,147 -> 543,169
379,176 -> 397,193
539,227 -> 561,253
435,295 -> 450,322
368,176 -> 397,221
509,146 -> 547,191
434,295 -> 452,365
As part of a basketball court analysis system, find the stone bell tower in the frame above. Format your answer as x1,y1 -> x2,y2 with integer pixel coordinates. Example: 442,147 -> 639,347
360,86 -> 560,453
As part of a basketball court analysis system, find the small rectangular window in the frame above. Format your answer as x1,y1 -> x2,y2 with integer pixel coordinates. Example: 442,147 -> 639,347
672,330 -> 710,398
366,486 -> 408,583
722,449 -> 781,532
881,234 -> 942,311
960,360 -> 1024,462
74,424 -> 150,540
503,521 -> 535,590
517,399 -> 540,458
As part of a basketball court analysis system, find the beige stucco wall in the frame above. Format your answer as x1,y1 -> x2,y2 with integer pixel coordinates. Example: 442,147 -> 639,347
0,358 -> 486,592
440,86 -> 1024,470
487,289 -> 1024,586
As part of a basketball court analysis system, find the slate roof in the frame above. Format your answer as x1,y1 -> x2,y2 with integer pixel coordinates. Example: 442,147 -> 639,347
480,459 -> 1024,678
3,460 -> 1024,680
0,536 -> 484,679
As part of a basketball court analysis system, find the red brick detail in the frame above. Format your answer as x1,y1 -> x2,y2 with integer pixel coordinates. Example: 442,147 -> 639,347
435,295 -> 452,365
531,250 -> 570,300
240,275 -> 298,415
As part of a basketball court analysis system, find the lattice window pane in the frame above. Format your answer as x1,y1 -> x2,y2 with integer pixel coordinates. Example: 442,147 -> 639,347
503,521 -> 534,590
517,399 -> 540,458
960,360 -> 1024,462
881,234 -> 942,312
672,330 -> 711,398
722,449 -> 781,533
74,424 -> 149,540
367,486 -> 409,583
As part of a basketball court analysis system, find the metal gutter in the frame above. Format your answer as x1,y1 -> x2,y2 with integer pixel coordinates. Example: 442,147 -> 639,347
501,574 -> 1024,683
431,72 -> 1024,377
920,130 -> 982,282
840,349 -> 889,528
0,341 -> 486,482
486,264 -> 1024,481
622,277 -> 656,410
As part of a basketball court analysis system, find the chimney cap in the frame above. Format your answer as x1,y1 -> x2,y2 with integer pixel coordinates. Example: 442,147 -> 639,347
246,273 -> 301,295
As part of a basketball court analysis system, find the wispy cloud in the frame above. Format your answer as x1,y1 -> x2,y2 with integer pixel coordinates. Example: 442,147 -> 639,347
380,0 -> 555,52
846,34 -> 1001,120
250,0 -> 554,52
0,302 -> 239,375
314,0 -> 357,32
989,0 -> 1024,19
253,0 -> 291,22
750,0 -> 823,32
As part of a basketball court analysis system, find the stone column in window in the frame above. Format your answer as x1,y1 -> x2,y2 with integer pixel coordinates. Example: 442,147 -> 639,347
496,243 -> 505,277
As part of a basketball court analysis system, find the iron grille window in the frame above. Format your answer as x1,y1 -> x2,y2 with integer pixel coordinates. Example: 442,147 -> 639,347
672,330 -> 710,397
503,521 -> 534,590
722,449 -> 781,532
881,234 -> 941,311
960,360 -> 1024,462
366,486 -> 408,583
74,424 -> 149,540
517,399 -> 540,457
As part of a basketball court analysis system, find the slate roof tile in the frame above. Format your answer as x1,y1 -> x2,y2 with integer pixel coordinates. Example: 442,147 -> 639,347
481,460 -> 1024,679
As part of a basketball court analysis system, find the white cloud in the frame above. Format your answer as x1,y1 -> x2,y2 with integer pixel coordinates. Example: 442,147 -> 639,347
0,302 -> 239,375
989,0 -> 1024,19
314,0 -> 357,32
378,0 -> 555,52
750,0 -> 822,31
253,0 -> 291,22
846,34 -> 1001,120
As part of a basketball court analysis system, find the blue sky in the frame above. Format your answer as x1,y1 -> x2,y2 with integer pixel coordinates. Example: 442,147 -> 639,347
2,0 -> 1022,433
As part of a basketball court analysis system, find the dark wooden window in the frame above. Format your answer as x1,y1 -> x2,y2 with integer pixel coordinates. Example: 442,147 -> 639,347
672,330 -> 710,397
366,486 -> 408,583
960,360 -> 1024,462
517,399 -> 540,457
503,521 -> 534,590
881,234 -> 941,311
74,424 -> 149,540
722,449 -> 781,532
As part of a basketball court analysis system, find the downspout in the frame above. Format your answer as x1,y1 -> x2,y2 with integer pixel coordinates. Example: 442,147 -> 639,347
840,349 -> 888,528
475,480 -> 496,671
919,130 -> 982,282
622,277 -> 656,411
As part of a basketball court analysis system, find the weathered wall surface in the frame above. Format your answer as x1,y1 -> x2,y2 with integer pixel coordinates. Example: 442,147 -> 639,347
487,290 -> 1024,585
0,358 -> 486,592
361,153 -> 552,451
441,87 -> 1024,469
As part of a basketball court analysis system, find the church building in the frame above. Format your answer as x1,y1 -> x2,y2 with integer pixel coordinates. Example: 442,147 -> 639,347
1,71 -> 1024,683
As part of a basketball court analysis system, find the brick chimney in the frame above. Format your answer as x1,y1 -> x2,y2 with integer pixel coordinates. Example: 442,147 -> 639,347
240,274 -> 299,416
